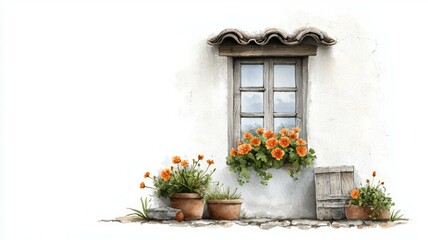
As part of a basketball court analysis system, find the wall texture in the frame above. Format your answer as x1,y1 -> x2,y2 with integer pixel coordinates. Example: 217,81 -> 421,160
2,1 -> 426,239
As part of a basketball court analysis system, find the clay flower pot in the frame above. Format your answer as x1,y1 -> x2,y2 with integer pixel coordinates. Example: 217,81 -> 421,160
169,193 -> 204,221
207,199 -> 243,220
345,205 -> 390,220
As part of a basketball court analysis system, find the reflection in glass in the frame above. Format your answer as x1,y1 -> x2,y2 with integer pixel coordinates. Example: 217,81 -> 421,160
274,118 -> 296,132
274,92 -> 295,112
241,64 -> 263,87
241,92 -> 263,112
274,64 -> 295,87
241,118 -> 263,137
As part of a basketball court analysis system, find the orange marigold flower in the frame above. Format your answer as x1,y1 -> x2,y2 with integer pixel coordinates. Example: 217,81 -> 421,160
250,137 -> 261,146
180,160 -> 189,167
289,132 -> 299,140
256,128 -> 264,134
265,138 -> 278,149
263,130 -> 276,139
144,172 -> 150,178
172,156 -> 181,164
296,146 -> 307,157
279,137 -> 291,148
372,171 -> 376,177
198,154 -> 204,160
139,182 -> 146,189
296,138 -> 307,146
160,168 -> 172,181
206,159 -> 214,165
292,127 -> 301,133
238,144 -> 252,155
350,189 -> 359,199
279,128 -> 290,136
271,148 -> 285,161
243,132 -> 253,139
230,148 -> 237,156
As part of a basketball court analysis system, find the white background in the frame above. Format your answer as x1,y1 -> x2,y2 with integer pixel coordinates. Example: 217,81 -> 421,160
1,0 -> 428,239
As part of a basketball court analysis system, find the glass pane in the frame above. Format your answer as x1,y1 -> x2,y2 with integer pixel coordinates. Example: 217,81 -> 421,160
241,118 -> 263,137
241,92 -> 263,112
241,64 -> 263,87
274,118 -> 296,132
274,92 -> 295,112
274,64 -> 295,87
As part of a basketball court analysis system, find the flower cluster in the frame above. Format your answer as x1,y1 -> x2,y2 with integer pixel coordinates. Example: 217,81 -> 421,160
226,127 -> 316,185
348,171 -> 394,219
140,154 -> 216,198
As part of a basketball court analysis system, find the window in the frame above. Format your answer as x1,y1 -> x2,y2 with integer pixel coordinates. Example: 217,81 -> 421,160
231,57 -> 307,148
208,28 -> 336,149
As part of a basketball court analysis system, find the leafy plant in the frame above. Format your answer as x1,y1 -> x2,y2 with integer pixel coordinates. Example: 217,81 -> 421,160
240,209 -> 248,219
348,171 -> 395,219
390,209 -> 405,221
226,127 -> 316,185
206,183 -> 242,200
126,197 -> 151,220
140,155 -> 216,198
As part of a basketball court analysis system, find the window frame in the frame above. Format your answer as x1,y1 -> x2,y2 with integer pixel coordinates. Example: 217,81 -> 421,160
228,57 -> 308,150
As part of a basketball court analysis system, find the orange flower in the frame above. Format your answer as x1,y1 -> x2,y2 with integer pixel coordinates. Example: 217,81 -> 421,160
206,159 -> 214,165
296,139 -> 307,146
372,171 -> 376,177
296,146 -> 307,157
144,172 -> 150,178
271,148 -> 285,161
198,154 -> 204,160
279,137 -> 291,148
289,132 -> 299,140
256,128 -> 264,134
265,138 -> 278,149
153,175 -> 157,179
139,182 -> 146,189
250,137 -> 261,146
238,144 -> 252,155
172,156 -> 181,164
292,127 -> 300,133
279,128 -> 290,136
230,147 -> 237,156
263,130 -> 276,139
160,168 -> 172,181
350,189 -> 360,199
180,160 -> 189,167
243,132 -> 253,139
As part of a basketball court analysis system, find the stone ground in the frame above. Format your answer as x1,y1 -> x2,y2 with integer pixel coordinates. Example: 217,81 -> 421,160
100,216 -> 408,230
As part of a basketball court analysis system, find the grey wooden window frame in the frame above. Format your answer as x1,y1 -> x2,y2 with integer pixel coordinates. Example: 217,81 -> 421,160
228,57 -> 308,150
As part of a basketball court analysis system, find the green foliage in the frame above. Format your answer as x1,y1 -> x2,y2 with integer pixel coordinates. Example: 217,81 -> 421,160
206,183 -> 242,200
226,128 -> 316,185
126,197 -> 151,220
141,155 -> 216,199
390,209 -> 405,221
348,171 -> 395,219
240,209 -> 248,219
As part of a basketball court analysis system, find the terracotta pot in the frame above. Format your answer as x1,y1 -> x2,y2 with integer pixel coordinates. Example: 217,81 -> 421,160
169,193 -> 204,221
345,205 -> 390,220
207,199 -> 243,220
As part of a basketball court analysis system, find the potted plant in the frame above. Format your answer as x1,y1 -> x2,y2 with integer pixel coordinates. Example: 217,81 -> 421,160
345,171 -> 394,220
140,154 -> 216,220
206,184 -> 243,220
226,127 -> 316,185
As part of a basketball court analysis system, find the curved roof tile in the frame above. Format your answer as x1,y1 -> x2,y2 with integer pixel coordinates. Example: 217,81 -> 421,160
208,28 -> 336,46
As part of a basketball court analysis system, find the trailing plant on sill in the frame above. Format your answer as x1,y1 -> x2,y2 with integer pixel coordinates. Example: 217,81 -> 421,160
226,127 -> 316,185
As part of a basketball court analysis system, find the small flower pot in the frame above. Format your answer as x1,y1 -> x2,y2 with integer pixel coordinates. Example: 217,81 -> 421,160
207,199 -> 243,220
169,193 -> 204,221
344,205 -> 390,220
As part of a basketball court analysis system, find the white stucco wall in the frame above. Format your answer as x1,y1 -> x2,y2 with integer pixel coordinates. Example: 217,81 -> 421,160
1,1 -> 427,239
